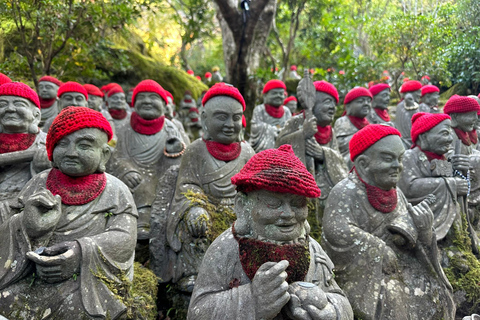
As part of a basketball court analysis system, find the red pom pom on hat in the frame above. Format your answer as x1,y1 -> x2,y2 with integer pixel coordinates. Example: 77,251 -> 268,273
107,84 -> 124,97
410,112 -> 451,144
205,72 -> 212,78
400,80 -> 422,93
202,82 -> 246,111
132,79 -> 168,106
84,84 -> 104,98
231,144 -> 321,198
46,106 -> 113,161
369,83 -> 390,97
314,81 -> 339,104
263,79 -> 287,94
187,70 -> 194,75
57,81 -> 88,101
290,65 -> 297,71
421,85 -> 440,97
443,95 -> 480,114
284,96 -> 297,105
39,76 -> 62,87
344,87 -> 372,105
0,73 -> 12,86
0,82 -> 40,109
349,124 -> 401,161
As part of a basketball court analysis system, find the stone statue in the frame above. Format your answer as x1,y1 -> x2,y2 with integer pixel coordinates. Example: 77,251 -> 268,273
106,84 -> 130,134
0,82 -> 50,224
0,73 -> 12,86
110,79 -> 186,240
394,80 -> 422,148
204,72 -> 212,85
37,76 -> 62,128
179,90 -> 202,141
126,88 -> 134,108
42,81 -> 89,133
165,89 -> 191,145
333,87 -> 372,169
419,85 -> 441,113
421,75 -> 432,86
288,65 -> 301,80
84,84 -> 117,146
367,83 -> 393,125
283,96 -> 298,114
187,145 -> 354,320
322,124 -> 455,320
0,107 -> 137,319
250,80 -> 292,153
212,66 -> 223,83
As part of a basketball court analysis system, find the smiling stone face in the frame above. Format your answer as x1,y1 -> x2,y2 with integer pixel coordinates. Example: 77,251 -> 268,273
0,95 -> 40,133
313,91 -> 336,126
264,88 -> 286,107
346,96 -> 372,118
134,92 -> 164,120
202,96 -> 243,144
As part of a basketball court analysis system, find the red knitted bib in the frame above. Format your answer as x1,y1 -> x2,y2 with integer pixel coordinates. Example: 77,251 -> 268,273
355,168 -> 397,213
469,130 -> 478,145
46,168 -> 107,205
39,98 -> 56,109
130,112 -> 165,135
0,133 -> 36,154
348,116 -> 370,130
416,146 -> 446,161
374,108 -> 390,122
109,109 -> 127,120
454,128 -> 472,146
265,104 -> 285,118
314,125 -> 333,145
204,139 -> 241,161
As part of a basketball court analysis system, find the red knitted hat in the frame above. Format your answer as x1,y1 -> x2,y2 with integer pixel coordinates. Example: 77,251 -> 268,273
411,112 -> 451,144
443,95 -> 480,114
202,82 -> 246,111
107,84 -> 124,97
100,83 -> 117,93
369,83 -> 390,96
39,76 -> 62,87
46,106 -> 113,161
422,75 -> 431,81
132,79 -> 168,106
231,144 -> 321,198
205,72 -> 212,78
0,73 -> 12,86
0,82 -> 40,109
314,80 -> 339,104
349,124 -> 401,161
187,70 -> 194,75
344,87 -> 373,105
421,85 -> 440,97
84,84 -> 104,98
290,65 -> 297,71
57,81 -> 88,100
263,80 -> 287,94
284,96 -> 297,104
400,80 -> 422,93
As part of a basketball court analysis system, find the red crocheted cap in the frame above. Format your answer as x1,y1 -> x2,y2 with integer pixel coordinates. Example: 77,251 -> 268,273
187,70 -> 194,75
421,85 -> 440,97
205,72 -> 212,78
46,106 -> 113,161
39,76 -> 62,87
0,82 -> 40,109
100,83 -> 117,93
422,75 -> 431,81
202,82 -> 246,111
57,81 -> 88,101
290,65 -> 297,71
400,80 -> 422,93
411,112 -> 451,144
107,84 -> 124,97
350,124 -> 401,161
314,80 -> 339,104
231,144 -> 321,198
369,83 -> 390,96
84,84 -> 104,98
344,87 -> 373,105
443,95 -> 480,114
284,96 -> 297,104
0,73 -> 12,85
132,79 -> 168,106
263,79 -> 287,94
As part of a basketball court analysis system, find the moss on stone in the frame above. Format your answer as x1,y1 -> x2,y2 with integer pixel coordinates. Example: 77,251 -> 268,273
307,198 -> 322,242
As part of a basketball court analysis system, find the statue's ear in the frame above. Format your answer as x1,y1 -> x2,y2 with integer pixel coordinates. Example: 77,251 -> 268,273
97,143 -> 112,173
28,103 -> 41,133
201,110 -> 208,133
450,114 -> 458,128
233,192 -> 251,236
355,154 -> 369,171
344,103 -> 351,115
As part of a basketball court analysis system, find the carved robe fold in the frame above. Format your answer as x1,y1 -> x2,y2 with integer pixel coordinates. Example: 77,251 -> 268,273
249,104 -> 292,153
333,116 -> 359,169
394,100 -> 418,149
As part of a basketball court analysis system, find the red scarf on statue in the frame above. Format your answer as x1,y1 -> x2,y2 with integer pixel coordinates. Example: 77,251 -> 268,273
354,168 -> 397,213
415,145 -> 446,161
314,125 -> 333,145
454,128 -> 472,146
39,98 -> 56,109
109,109 -> 127,120
469,130 -> 478,145
204,139 -> 241,161
348,116 -> 370,130
374,108 -> 390,122
265,104 -> 285,118
130,112 -> 165,135
0,133 -> 36,154
46,168 -> 107,205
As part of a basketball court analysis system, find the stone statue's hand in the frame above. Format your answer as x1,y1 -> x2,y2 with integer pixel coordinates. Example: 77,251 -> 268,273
382,246 -> 398,275
305,139 -> 324,161
303,117 -> 317,139
186,206 -> 209,237
26,241 -> 81,284
123,172 -> 142,190
451,154 -> 470,172
23,189 -> 62,240
409,202 -> 434,242
251,260 -> 290,320
455,177 -> 469,196
286,282 -> 333,320
32,148 -> 51,173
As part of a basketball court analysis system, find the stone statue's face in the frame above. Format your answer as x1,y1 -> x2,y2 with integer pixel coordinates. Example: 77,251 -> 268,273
59,92 -> 88,109
452,111 -> 478,132
203,97 -> 243,144
372,89 -> 390,109
346,96 -> 371,118
88,95 -> 103,111
126,91 -> 133,105
418,120 -> 452,155
410,90 -> 422,103
107,92 -> 126,111
285,101 -> 297,114
246,189 -> 308,243
264,88 -> 285,107
0,96 -> 40,133
38,81 -> 59,99
134,92 -> 164,120
53,128 -> 109,177
422,92 -> 439,107
357,135 -> 404,190
313,91 -> 336,125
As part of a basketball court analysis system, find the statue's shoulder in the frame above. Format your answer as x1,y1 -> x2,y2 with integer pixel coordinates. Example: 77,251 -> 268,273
333,116 -> 356,136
